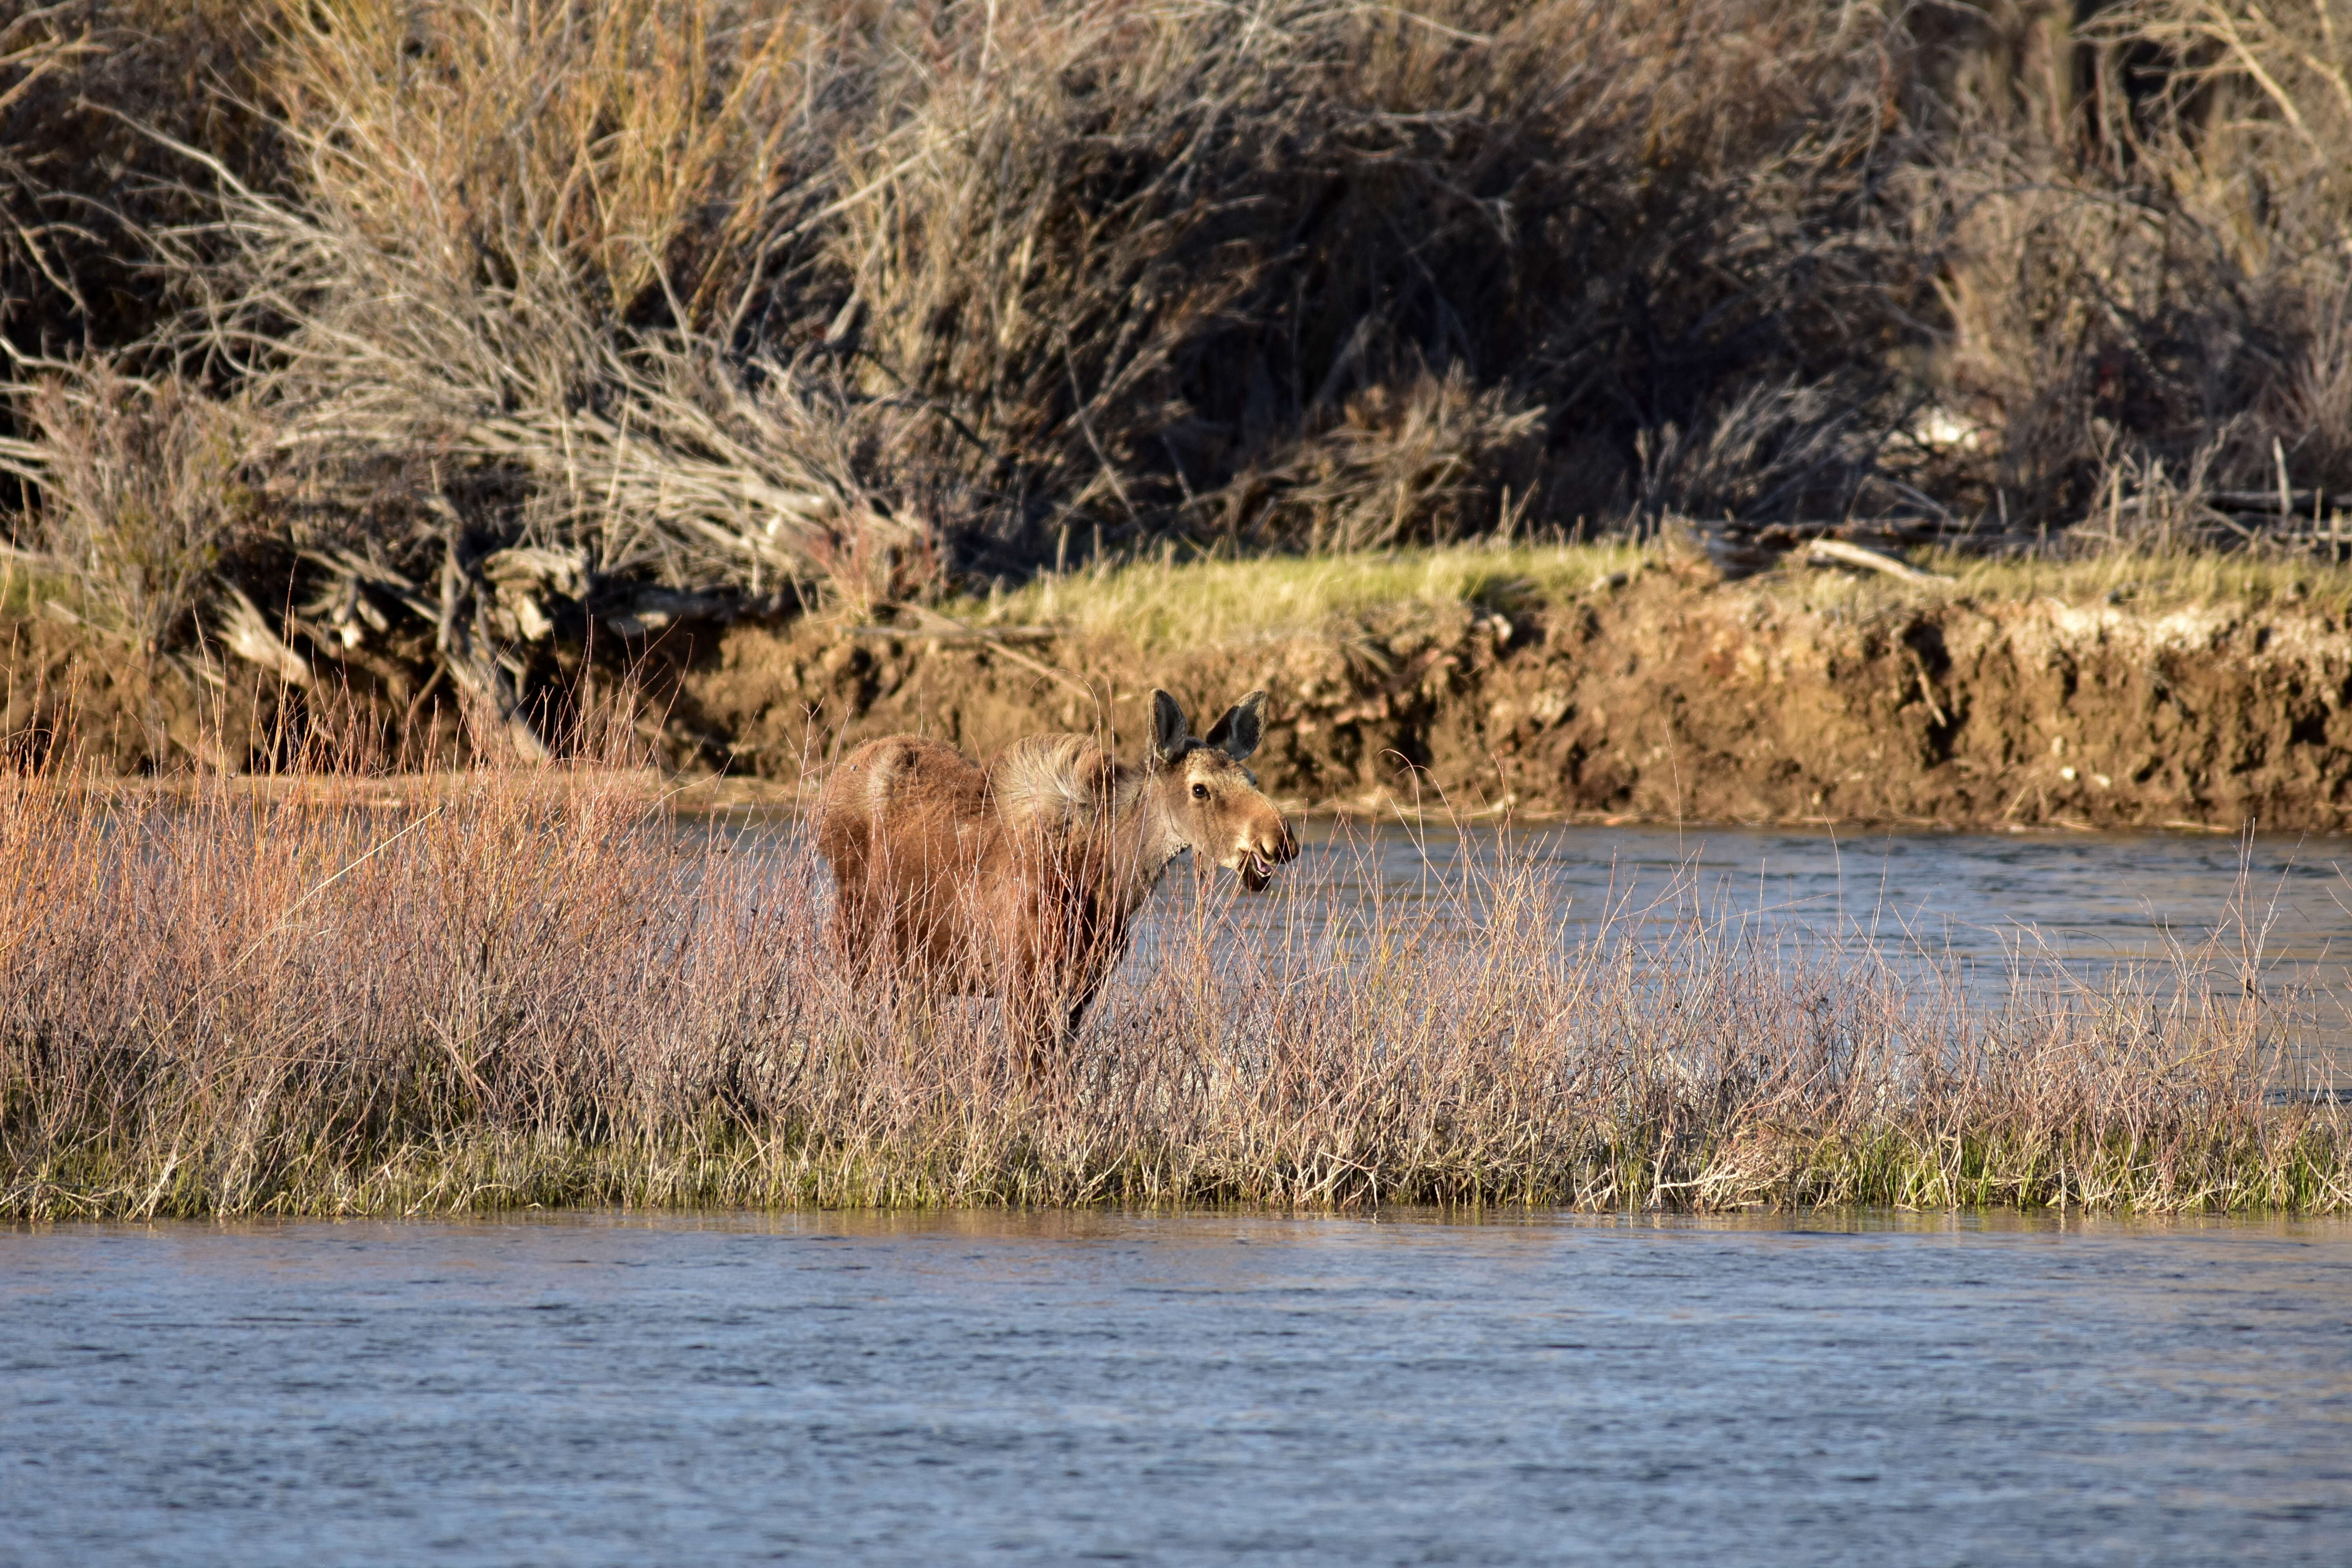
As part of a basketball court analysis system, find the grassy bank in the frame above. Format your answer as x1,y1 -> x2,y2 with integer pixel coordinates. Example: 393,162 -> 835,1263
16,536 -> 2352,828
5,763 -> 2347,1220
666,537 -> 2352,831
950,540 -> 2352,650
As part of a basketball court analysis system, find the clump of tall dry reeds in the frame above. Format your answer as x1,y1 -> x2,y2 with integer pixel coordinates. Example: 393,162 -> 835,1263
3,756 -> 2344,1220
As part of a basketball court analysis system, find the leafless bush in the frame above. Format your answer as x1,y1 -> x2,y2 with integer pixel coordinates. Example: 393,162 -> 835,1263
0,363 -> 263,655
1916,0 -> 2352,530
0,0 -> 273,350
813,0 -> 1923,551
1633,378 -> 1886,527
148,0 -> 1930,588
1218,368 -> 1549,550
174,0 -> 876,582
0,9 -> 103,318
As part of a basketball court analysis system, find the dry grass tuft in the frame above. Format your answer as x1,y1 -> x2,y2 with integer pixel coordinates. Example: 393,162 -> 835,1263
4,760 -> 2344,1219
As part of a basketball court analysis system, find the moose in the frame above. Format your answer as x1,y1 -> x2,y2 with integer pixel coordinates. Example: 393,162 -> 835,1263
814,688 -> 1299,1067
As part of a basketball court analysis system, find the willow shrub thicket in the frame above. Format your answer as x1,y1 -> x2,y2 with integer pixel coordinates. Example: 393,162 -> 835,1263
0,2 -> 2349,749
1,762 -> 2346,1219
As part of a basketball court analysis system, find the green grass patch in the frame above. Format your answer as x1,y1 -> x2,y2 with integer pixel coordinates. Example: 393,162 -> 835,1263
948,542 -> 1650,650
1922,549 -> 2352,614
938,539 -> 2352,652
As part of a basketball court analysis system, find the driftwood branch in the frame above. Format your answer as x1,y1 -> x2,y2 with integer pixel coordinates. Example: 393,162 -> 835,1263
434,539 -> 550,762
867,602 -> 1101,713
212,583 -> 314,687
2207,489 -> 2352,514
1804,538 -> 1954,586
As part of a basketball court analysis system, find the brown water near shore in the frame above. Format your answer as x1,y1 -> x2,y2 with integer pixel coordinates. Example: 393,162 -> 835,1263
14,565 -> 2352,832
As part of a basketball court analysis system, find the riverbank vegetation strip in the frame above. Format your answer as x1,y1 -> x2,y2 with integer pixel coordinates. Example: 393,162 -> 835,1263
4,764 -> 2346,1220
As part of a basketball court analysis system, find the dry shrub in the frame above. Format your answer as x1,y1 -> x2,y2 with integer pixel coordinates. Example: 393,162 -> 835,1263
149,0 -> 1928,595
1917,0 -> 2352,527
0,0 -> 274,350
0,10 -> 103,314
263,0 -> 799,331
2274,281 -> 2352,491
1223,369 -> 1549,550
187,0 -> 912,597
0,364 -> 264,656
819,0 -> 1921,550
1632,378 -> 1887,527
3,762 -> 2344,1219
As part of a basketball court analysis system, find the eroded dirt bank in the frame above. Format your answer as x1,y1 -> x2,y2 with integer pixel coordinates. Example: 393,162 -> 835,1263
675,570 -> 2352,831
14,565 -> 2352,830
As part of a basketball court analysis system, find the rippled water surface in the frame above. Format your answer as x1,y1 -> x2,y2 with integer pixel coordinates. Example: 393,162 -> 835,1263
706,811 -> 2352,975
1318,823 -> 2350,972
707,810 -> 2352,1065
7,1210 -> 2351,1566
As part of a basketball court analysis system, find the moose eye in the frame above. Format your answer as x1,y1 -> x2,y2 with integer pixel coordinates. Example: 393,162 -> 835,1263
1191,782 -> 1209,800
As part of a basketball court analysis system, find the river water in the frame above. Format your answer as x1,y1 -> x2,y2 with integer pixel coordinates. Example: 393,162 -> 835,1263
6,1210 -> 2351,1566
704,812 -> 2352,982
707,811 -> 2352,1069
1280,822 -> 2350,965
9,824 -> 2349,1563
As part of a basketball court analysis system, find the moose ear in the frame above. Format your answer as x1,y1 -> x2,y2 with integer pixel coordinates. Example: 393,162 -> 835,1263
1204,690 -> 1268,761
1147,689 -> 1189,768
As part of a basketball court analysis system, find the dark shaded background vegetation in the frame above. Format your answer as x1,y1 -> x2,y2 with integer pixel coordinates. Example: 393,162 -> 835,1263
2,0 -> 2349,761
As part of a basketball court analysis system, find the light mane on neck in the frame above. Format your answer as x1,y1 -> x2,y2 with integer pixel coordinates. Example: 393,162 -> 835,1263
989,733 -> 1184,907
991,734 -> 1121,831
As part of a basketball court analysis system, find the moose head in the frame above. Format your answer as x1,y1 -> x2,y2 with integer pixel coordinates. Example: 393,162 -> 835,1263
1145,688 -> 1299,891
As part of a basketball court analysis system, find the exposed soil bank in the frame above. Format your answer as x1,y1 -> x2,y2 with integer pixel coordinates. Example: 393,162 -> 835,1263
678,569 -> 2352,831
15,563 -> 2352,831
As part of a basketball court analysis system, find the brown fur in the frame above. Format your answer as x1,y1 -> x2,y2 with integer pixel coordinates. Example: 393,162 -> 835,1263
814,690 -> 1297,1067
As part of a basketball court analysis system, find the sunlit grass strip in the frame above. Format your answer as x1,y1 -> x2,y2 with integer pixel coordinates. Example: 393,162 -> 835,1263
936,540 -> 2352,655
2,764 -> 2347,1220
1922,548 -> 2352,614
946,541 -> 1650,650
13,1118 -> 2346,1220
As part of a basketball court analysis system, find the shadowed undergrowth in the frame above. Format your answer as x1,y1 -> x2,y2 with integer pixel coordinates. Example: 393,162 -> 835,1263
4,765 -> 2347,1220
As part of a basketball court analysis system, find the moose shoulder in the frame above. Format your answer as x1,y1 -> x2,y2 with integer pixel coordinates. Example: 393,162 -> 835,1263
814,689 -> 1299,1060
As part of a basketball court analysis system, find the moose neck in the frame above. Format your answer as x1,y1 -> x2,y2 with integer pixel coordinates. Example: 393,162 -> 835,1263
1090,765 -> 1189,920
